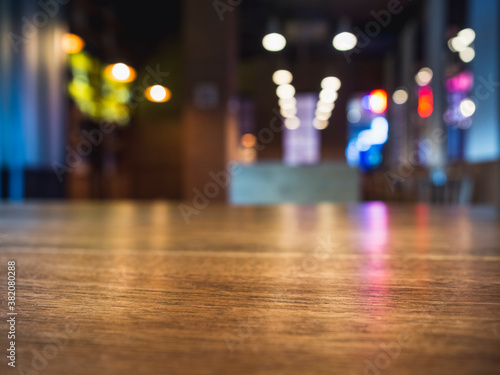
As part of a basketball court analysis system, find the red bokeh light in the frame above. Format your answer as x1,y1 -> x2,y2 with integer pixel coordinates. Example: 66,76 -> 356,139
369,89 -> 388,114
418,87 -> 433,118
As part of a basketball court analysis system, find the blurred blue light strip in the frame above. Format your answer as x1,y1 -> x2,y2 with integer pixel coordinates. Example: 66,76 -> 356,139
465,0 -> 500,162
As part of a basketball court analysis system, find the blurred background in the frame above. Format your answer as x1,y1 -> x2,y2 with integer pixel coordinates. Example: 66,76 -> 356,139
0,0 -> 498,205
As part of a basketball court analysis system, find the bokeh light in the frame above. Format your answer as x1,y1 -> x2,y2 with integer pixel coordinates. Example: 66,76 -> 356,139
347,109 -> 361,123
284,116 -> 300,130
313,118 -> 329,130
317,101 -> 335,112
281,107 -> 297,118
392,88 -> 408,104
416,67 -> 433,86
62,33 -> 85,54
273,70 -> 293,85
315,110 -> 331,120
418,87 -> 433,118
145,85 -> 172,103
279,98 -> 297,109
321,76 -> 341,91
262,33 -> 286,52
459,47 -> 475,63
332,32 -> 357,51
460,98 -> 476,117
276,84 -> 296,99
319,88 -> 338,103
368,89 -> 388,114
105,63 -> 136,83
457,28 -> 476,46
241,133 -> 257,148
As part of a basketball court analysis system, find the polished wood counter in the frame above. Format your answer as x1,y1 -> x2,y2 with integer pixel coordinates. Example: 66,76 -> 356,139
1,202 -> 499,374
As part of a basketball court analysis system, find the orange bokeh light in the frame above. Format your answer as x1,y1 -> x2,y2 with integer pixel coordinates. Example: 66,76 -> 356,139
145,85 -> 172,103
62,33 -> 85,54
418,87 -> 433,118
241,133 -> 257,148
369,89 -> 388,114
104,63 -> 137,83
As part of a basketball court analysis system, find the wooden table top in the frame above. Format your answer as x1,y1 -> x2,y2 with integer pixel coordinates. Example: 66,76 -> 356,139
1,202 -> 499,374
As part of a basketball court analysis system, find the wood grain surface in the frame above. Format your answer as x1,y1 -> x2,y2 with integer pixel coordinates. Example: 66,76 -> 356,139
0,202 -> 499,374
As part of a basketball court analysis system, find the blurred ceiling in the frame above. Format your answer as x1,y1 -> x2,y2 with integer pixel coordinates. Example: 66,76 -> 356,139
72,0 -> 425,65
240,0 -> 423,59
71,0 -> 181,66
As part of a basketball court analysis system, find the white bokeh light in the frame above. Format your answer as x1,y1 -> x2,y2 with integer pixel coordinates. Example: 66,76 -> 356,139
451,37 -> 468,52
273,70 -> 293,85
279,98 -> 296,109
459,47 -> 475,63
284,116 -> 300,130
319,89 -> 338,103
393,88 -> 409,104
347,109 -> 361,123
276,84 -> 296,99
332,32 -> 357,51
321,76 -> 341,91
317,101 -> 334,112
280,107 -> 297,118
150,85 -> 167,101
460,98 -> 476,117
315,110 -> 331,120
111,63 -> 131,81
262,33 -> 286,52
313,118 -> 329,130
457,28 -> 476,46
416,67 -> 433,86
